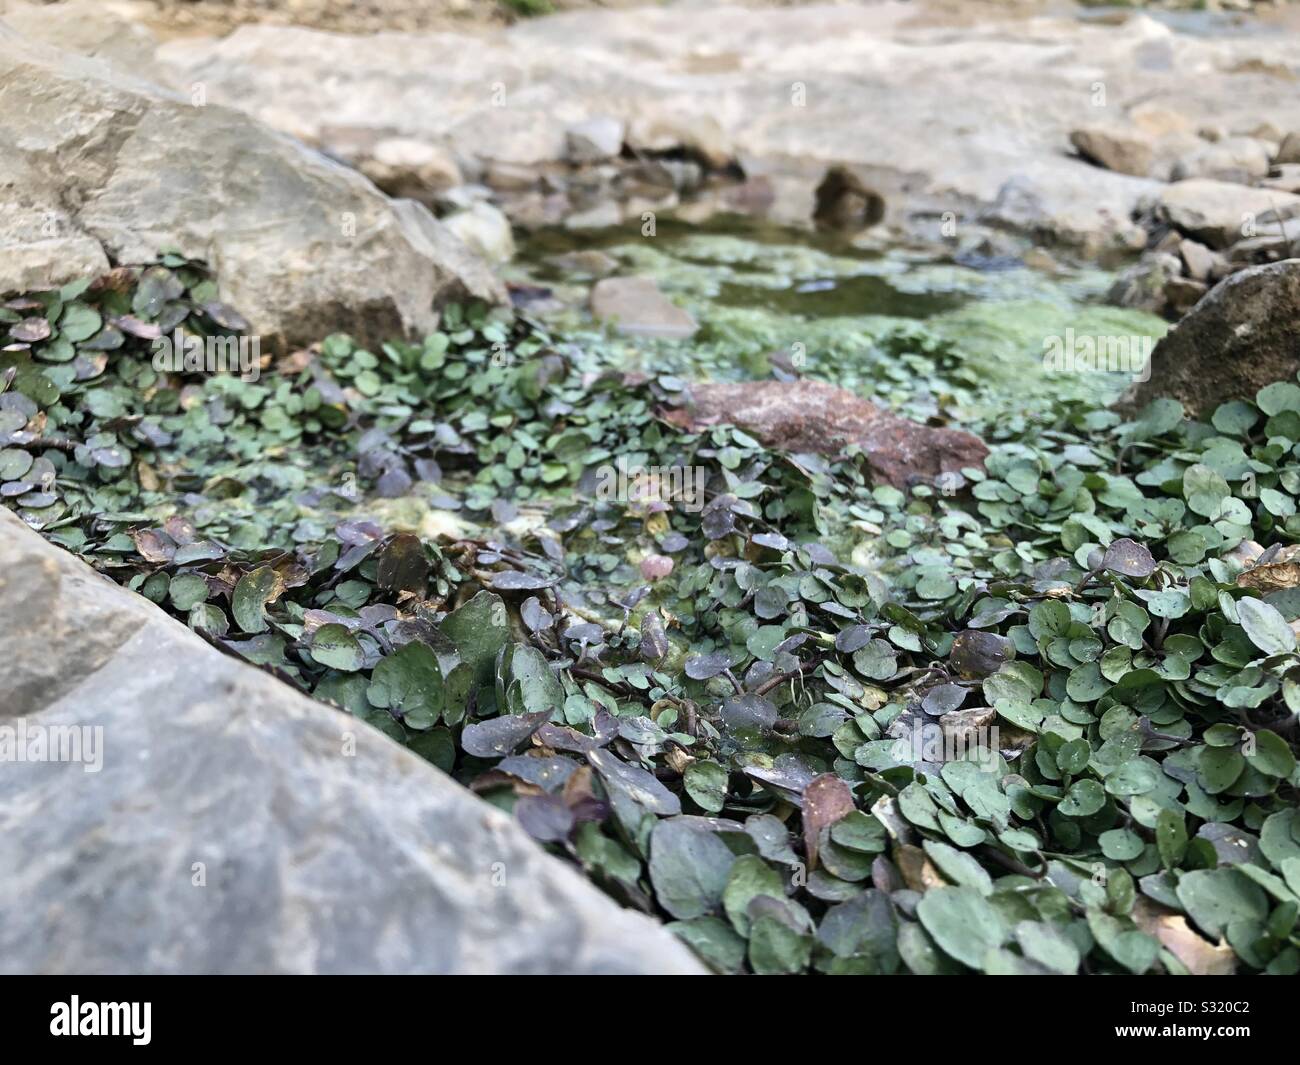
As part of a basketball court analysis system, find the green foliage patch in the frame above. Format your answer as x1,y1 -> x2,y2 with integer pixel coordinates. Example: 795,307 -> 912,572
2,258 -> 1298,975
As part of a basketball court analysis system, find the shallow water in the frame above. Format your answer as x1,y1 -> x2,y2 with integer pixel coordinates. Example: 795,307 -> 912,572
509,214 -> 1169,428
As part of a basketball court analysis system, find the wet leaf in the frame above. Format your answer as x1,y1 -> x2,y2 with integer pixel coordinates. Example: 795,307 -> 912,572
684,760 -> 728,813
375,532 -> 429,594
311,623 -> 365,672
232,566 -> 281,634
1102,538 -> 1155,579
684,650 -> 733,680
1237,596 -> 1296,656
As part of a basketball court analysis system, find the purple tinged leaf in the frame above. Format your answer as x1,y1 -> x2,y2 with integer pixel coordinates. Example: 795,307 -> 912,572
460,709 -> 552,758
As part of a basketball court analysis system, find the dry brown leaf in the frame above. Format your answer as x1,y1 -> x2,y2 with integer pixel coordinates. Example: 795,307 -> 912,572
136,459 -> 159,493
1132,897 -> 1236,976
895,843 -> 946,892
940,706 -> 995,744
664,747 -> 695,775
130,527 -> 174,563
802,772 -> 855,872
1236,543 -> 1300,592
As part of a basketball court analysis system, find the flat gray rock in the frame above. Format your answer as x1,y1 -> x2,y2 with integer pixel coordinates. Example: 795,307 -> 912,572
0,509 -> 704,975
590,276 -> 698,339
1156,180 -> 1300,250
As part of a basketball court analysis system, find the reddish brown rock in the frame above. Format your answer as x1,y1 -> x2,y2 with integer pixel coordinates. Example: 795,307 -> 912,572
669,380 -> 988,488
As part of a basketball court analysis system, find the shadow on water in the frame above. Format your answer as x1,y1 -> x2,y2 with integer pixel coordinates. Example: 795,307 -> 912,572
714,273 -> 968,318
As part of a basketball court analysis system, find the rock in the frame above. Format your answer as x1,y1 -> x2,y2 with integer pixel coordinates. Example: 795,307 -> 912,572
550,250 -> 619,277
565,201 -> 624,230
1277,132 -> 1300,165
1178,239 -> 1219,281
1156,180 -> 1300,249
1107,251 -> 1182,316
1070,126 -> 1154,177
813,166 -> 887,232
1023,247 -> 1061,274
721,175 -> 778,216
1169,137 -> 1272,183
0,24 -> 503,349
359,137 -> 463,201
442,201 -> 516,265
624,113 -> 732,170
1164,276 -> 1208,315
668,380 -> 989,489
1227,227 -> 1300,264
1122,259 -> 1300,417
0,0 -> 157,69
436,183 -> 495,211
590,276 -> 698,339
0,220 -> 110,294
565,117 -> 624,163
659,159 -> 704,195
1259,163 -> 1300,195
0,509 -> 705,975
483,161 -> 543,191
1130,103 -> 1194,140
1242,121 -> 1283,144
620,160 -> 677,198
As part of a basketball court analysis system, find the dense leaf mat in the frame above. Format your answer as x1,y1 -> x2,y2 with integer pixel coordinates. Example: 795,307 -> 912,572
2,260 -> 1299,975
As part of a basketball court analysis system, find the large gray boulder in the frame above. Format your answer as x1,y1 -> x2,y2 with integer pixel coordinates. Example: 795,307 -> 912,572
0,18 -> 503,348
0,509 -> 704,975
1122,259 -> 1300,418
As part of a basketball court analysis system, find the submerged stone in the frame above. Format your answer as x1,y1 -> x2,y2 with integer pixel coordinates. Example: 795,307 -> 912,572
591,276 -> 699,339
